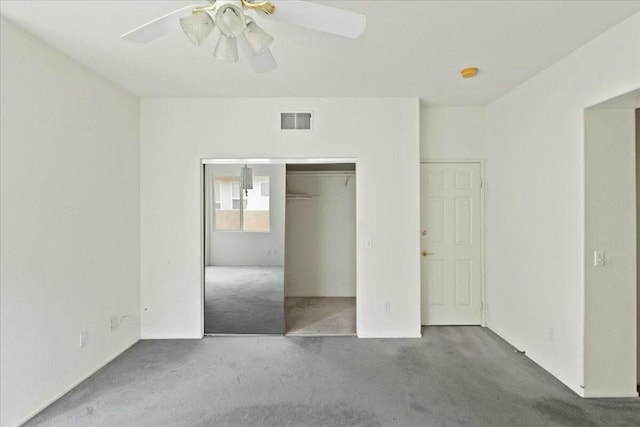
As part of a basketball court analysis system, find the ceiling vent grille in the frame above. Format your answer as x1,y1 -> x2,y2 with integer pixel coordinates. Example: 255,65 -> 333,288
281,112 -> 312,130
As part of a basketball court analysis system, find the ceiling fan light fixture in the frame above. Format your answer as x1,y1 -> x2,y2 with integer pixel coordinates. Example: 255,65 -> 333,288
179,12 -> 215,46
244,20 -> 273,54
121,0 -> 367,73
215,3 -> 246,37
214,35 -> 239,62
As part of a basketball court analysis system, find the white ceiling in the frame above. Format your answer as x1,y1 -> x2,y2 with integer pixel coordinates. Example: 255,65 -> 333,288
2,0 -> 639,105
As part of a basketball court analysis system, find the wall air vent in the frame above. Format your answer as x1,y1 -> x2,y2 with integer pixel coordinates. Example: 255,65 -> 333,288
280,112 -> 313,130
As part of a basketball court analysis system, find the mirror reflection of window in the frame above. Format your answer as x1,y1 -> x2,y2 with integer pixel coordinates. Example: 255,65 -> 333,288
231,181 -> 241,210
214,181 -> 221,209
214,177 -> 241,231
214,176 -> 270,232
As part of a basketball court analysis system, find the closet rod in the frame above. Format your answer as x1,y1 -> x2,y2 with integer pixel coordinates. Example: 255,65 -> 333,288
286,171 -> 355,177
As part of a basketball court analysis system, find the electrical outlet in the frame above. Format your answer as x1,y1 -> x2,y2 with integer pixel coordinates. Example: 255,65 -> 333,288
110,316 -> 120,331
548,327 -> 554,342
79,331 -> 89,348
384,302 -> 391,313
366,239 -> 374,249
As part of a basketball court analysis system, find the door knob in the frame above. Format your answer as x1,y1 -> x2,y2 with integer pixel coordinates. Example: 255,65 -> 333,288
421,250 -> 434,257
421,230 -> 427,236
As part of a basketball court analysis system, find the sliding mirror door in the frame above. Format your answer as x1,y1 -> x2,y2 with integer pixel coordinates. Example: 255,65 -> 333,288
203,163 -> 285,334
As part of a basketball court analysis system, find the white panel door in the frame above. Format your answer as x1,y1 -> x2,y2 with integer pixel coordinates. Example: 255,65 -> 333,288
421,163 -> 482,325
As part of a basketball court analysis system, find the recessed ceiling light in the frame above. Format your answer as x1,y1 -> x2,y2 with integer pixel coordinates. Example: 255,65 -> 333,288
461,67 -> 479,79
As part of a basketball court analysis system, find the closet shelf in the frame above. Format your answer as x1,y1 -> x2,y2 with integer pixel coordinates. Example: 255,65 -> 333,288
286,193 -> 315,200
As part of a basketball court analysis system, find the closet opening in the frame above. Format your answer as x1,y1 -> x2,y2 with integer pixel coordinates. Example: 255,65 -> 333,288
284,163 -> 357,336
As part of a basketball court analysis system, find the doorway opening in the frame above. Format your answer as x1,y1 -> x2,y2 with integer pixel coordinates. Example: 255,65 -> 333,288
284,163 -> 357,336
583,88 -> 639,397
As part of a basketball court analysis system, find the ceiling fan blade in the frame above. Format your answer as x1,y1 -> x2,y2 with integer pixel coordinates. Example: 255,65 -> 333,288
121,4 -> 202,43
238,34 -> 278,73
260,0 -> 366,39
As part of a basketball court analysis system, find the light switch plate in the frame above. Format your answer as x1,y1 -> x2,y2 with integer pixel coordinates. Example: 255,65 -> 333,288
594,250 -> 605,267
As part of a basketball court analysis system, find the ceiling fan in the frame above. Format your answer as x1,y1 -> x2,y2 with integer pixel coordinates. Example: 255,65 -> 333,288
121,0 -> 366,73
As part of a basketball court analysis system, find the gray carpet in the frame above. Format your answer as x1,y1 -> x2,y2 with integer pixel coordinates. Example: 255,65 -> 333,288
286,297 -> 356,336
24,327 -> 640,426
204,266 -> 284,335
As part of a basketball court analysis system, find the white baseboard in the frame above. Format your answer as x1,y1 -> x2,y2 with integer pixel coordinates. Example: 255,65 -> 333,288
484,322 -> 525,351
582,390 -> 639,398
357,332 -> 422,339
140,328 -> 203,339
141,335 -> 203,339
17,339 -> 140,426
484,323 -> 585,397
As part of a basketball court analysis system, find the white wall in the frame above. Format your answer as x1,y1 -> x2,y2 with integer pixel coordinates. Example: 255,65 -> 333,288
420,106 -> 486,160
0,18 -> 140,427
484,12 -> 640,396
140,98 -> 420,339
584,107 -> 637,397
206,163 -> 285,266
285,172 -> 356,297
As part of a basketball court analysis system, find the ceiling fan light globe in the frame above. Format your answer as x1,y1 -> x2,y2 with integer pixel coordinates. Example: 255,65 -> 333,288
214,35 -> 239,62
244,21 -> 273,54
215,4 -> 246,37
179,12 -> 215,46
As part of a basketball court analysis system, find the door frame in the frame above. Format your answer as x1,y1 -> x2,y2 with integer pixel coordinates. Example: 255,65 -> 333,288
200,157 -> 359,337
420,159 -> 487,327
